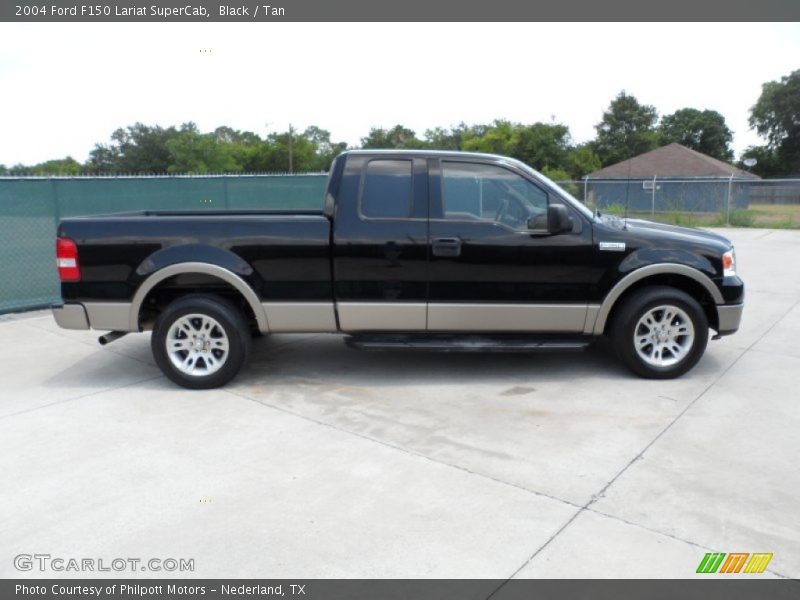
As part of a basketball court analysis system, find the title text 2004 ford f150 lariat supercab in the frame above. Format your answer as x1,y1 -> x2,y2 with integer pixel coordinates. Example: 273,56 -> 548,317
52,150 -> 744,388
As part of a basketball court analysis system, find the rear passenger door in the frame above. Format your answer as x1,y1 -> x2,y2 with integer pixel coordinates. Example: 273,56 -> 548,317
332,154 -> 429,332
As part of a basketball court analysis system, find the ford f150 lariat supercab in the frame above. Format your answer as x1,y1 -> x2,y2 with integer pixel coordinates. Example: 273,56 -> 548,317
52,150 -> 744,388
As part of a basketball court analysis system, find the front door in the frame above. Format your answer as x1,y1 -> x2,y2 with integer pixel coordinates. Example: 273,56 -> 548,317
426,158 -> 593,332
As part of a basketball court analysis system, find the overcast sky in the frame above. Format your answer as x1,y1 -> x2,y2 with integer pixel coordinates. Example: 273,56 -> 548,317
0,22 -> 798,166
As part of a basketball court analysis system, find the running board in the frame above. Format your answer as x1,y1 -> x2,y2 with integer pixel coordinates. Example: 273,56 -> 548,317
344,334 -> 593,353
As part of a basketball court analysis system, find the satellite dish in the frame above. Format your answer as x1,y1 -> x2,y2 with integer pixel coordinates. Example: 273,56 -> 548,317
743,158 -> 757,168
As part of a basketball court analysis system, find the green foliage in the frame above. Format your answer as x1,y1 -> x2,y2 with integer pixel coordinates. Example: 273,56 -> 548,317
601,202 -> 627,216
423,123 -> 473,150
361,125 -> 424,149
28,157 -> 83,176
738,145 -> 783,178
166,129 -> 243,174
659,108 -> 734,161
87,122 -> 186,174
749,69 -> 800,176
667,211 -> 701,227
566,144 -> 601,179
540,167 -> 578,196
510,123 -> 571,171
594,91 -> 660,166
460,120 -> 516,155
727,209 -> 757,227
80,123 -> 347,175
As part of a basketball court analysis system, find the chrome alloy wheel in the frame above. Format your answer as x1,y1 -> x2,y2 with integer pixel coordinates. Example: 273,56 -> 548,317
166,313 -> 229,376
633,304 -> 695,368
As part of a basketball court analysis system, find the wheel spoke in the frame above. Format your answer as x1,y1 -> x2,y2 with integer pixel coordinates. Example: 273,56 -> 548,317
181,354 -> 196,372
178,318 -> 196,335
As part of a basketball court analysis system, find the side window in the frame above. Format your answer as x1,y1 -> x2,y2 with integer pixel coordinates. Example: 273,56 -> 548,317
441,161 -> 548,229
360,159 -> 413,219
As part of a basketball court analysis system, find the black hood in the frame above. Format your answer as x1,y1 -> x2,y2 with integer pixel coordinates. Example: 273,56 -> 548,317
600,215 -> 732,253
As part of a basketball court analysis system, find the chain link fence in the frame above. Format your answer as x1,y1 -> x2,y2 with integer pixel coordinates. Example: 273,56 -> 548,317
0,174 -> 327,314
555,177 -> 800,228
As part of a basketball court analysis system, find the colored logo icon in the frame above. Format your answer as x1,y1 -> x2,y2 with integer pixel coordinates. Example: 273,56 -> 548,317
697,552 -> 773,574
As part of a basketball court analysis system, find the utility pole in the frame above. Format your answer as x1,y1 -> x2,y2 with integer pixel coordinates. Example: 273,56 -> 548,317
288,123 -> 294,174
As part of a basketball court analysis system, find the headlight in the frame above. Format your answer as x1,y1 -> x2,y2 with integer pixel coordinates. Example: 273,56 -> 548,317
722,248 -> 736,277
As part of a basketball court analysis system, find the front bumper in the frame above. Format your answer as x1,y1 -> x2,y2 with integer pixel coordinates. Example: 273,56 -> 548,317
716,303 -> 743,336
52,303 -> 89,330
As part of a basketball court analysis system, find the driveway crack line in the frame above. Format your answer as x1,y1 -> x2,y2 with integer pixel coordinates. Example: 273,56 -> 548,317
488,296 -> 800,590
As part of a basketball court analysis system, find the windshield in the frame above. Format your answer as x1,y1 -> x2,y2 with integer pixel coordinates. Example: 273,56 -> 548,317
507,158 -> 595,220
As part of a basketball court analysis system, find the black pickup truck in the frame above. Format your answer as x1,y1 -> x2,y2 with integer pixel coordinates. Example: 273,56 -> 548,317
53,150 -> 744,388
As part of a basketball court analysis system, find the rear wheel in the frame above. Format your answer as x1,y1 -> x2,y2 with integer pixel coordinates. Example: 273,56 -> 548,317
152,294 -> 251,389
611,286 -> 708,379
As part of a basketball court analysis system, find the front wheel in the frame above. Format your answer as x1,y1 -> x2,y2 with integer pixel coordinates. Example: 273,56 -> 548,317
611,286 -> 708,379
151,294 -> 251,389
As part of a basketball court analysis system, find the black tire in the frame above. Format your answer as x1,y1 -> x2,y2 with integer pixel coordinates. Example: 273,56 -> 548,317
151,294 -> 251,389
611,286 -> 708,379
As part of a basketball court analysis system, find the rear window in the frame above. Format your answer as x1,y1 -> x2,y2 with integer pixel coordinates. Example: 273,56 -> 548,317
360,159 -> 413,218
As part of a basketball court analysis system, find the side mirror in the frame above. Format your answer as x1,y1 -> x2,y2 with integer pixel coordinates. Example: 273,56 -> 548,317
548,204 -> 573,234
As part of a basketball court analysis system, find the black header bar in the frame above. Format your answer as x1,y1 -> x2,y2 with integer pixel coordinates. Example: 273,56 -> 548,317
3,0 -> 800,22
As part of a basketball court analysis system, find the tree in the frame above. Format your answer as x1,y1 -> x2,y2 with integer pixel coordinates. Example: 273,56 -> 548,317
738,146 -> 783,178
541,166 -> 580,196
509,122 -> 571,171
460,119 -> 516,155
166,129 -> 242,174
594,91 -> 659,166
566,144 -> 601,179
27,157 -> 83,176
659,108 -> 734,161
423,123 -> 475,150
749,69 -> 800,176
301,126 -> 348,171
361,125 -> 424,149
252,126 -> 336,172
0,165 -> 7,175
86,122 -> 186,174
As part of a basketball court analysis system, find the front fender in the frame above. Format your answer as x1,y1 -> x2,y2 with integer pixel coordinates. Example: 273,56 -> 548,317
618,248 -> 716,279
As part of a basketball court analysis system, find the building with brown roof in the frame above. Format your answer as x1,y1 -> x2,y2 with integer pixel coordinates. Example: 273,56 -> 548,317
586,143 -> 759,180
584,143 -> 759,213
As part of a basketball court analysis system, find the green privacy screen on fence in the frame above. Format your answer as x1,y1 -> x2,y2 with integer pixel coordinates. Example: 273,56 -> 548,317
0,174 -> 328,314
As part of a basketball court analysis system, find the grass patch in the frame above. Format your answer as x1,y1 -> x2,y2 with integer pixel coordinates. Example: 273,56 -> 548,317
593,203 -> 800,229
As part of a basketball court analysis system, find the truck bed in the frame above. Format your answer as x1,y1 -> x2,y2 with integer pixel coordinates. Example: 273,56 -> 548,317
58,211 -> 333,304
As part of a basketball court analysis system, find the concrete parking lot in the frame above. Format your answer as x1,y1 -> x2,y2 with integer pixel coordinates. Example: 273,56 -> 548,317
1,228 -> 798,579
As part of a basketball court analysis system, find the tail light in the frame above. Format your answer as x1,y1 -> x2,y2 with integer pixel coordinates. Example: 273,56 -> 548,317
56,238 -> 80,281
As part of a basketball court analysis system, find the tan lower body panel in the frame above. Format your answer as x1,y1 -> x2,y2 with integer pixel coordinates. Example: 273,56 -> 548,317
427,303 -> 589,333
261,302 -> 338,333
337,302 -> 427,332
84,302 -> 132,331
